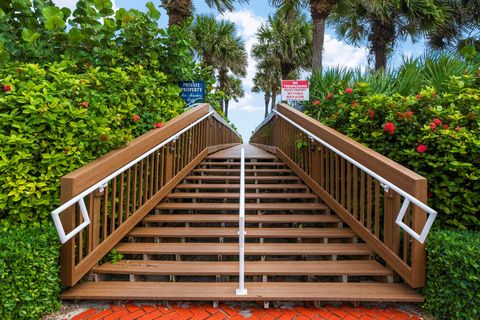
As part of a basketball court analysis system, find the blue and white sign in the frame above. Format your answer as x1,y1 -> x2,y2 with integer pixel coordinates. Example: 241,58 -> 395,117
179,81 -> 206,107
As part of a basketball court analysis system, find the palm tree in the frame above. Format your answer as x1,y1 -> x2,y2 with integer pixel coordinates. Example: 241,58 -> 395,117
192,15 -> 248,116
330,0 -> 446,70
252,13 -> 312,80
223,76 -> 245,118
269,0 -> 337,73
252,60 -> 281,117
162,0 -> 249,26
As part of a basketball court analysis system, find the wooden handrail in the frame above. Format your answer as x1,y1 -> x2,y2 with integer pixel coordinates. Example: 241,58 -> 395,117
251,103 -> 427,288
60,104 -> 241,286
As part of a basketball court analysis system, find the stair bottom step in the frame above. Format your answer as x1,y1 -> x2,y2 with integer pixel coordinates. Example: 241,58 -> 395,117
61,282 -> 423,302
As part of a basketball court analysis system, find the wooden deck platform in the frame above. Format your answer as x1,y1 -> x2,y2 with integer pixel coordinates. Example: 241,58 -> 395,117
209,144 -> 275,159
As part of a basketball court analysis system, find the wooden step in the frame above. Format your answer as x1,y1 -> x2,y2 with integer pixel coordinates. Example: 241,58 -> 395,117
128,227 -> 355,238
185,176 -> 300,181
167,192 -> 317,199
143,214 -> 341,224
61,282 -> 424,302
156,203 -> 328,211
115,242 -> 372,256
175,184 -> 309,190
193,169 -> 292,173
201,162 -> 286,166
93,260 -> 392,276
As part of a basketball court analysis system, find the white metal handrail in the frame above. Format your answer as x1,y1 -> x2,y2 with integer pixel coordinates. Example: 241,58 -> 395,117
273,110 -> 437,244
236,147 -> 247,295
51,111 -> 215,244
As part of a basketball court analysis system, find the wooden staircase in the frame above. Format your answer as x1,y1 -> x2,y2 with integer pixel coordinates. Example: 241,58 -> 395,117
61,146 -> 423,303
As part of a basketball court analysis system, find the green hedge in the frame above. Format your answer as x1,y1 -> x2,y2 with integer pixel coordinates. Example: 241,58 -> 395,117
0,61 -> 185,226
0,226 -> 61,319
424,230 -> 480,319
306,73 -> 480,230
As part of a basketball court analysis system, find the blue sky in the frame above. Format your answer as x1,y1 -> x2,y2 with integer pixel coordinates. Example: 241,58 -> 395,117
54,0 -> 425,141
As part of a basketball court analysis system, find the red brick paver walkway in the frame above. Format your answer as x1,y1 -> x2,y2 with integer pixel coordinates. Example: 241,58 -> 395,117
70,303 -> 423,320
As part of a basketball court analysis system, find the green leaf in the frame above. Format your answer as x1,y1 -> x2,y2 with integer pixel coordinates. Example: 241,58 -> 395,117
21,29 -> 41,43
146,2 -> 160,20
67,28 -> 85,42
42,6 -> 65,30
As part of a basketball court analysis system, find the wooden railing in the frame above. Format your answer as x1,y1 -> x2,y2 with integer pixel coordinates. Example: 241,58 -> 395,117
251,103 -> 427,288
59,104 -> 241,286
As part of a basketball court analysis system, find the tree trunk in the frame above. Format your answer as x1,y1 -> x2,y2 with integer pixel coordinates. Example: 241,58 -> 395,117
271,85 -> 277,110
224,99 -> 229,118
264,92 -> 271,118
163,0 -> 193,26
369,18 -> 395,70
218,67 -> 228,114
310,0 -> 336,72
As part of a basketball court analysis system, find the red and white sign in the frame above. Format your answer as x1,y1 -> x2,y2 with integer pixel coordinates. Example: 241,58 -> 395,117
281,80 -> 309,101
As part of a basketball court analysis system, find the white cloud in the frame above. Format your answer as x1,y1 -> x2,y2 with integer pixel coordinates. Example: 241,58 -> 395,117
229,93 -> 263,113
219,10 -> 266,90
322,34 -> 369,69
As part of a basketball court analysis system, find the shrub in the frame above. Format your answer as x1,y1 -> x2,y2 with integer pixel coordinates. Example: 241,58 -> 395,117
0,61 -> 185,226
306,65 -> 480,230
424,230 -> 480,319
0,226 -> 61,319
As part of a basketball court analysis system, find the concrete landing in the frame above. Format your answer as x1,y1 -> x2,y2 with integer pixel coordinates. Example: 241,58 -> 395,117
209,144 -> 275,159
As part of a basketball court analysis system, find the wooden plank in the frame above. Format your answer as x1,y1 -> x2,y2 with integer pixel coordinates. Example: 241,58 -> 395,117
128,227 -> 355,238
167,192 -> 317,199
155,203 -> 328,211
115,242 -> 373,256
143,214 -> 341,224
184,176 -> 299,181
200,162 -> 285,166
193,169 -> 292,173
93,260 -> 392,276
61,282 -> 424,302
175,184 -> 309,190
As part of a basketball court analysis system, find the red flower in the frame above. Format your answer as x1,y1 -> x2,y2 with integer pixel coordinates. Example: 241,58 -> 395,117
430,122 -> 437,131
416,144 -> 428,153
154,122 -> 164,128
406,111 -> 414,117
455,126 -> 461,132
312,99 -> 321,106
133,114 -> 140,122
367,109 -> 375,120
443,124 -> 449,129
351,101 -> 359,107
3,85 -> 11,92
326,92 -> 333,100
80,101 -> 89,108
345,87 -> 353,94
415,94 -> 422,100
433,118 -> 442,125
383,122 -> 396,135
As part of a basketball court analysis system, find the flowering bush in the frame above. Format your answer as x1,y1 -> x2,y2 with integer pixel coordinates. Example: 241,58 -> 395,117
0,62 -> 185,226
306,73 -> 480,230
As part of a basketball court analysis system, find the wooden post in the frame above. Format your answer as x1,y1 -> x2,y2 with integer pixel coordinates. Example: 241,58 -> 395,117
164,142 -> 175,184
410,178 -> 427,287
60,177 -> 76,287
311,142 -> 321,185
92,189 -> 103,249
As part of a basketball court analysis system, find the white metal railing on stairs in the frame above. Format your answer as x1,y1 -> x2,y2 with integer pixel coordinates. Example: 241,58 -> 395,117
51,111 -> 215,244
273,110 -> 437,244
236,147 -> 247,295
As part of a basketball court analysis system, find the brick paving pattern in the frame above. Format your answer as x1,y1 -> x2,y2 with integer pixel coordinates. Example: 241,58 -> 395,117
71,303 -> 423,320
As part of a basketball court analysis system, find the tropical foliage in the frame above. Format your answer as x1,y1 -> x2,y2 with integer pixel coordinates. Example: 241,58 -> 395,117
305,49 -> 480,230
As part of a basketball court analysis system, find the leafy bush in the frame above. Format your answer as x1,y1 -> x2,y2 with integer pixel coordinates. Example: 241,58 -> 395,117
424,230 -> 480,319
306,55 -> 480,230
0,226 -> 61,319
0,61 -> 185,226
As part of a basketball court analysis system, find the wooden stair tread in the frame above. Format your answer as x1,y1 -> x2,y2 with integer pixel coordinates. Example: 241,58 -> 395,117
143,214 -> 341,223
185,176 -> 300,181
61,282 -> 423,302
167,192 -> 317,199
175,184 -> 309,189
115,242 -> 372,255
156,202 -> 328,211
193,169 -> 292,173
93,260 -> 392,276
201,162 -> 285,166
128,227 -> 355,238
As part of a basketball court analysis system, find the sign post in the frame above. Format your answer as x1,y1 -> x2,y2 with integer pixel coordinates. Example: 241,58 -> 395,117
179,81 -> 206,107
281,80 -> 309,102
